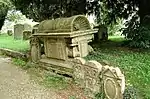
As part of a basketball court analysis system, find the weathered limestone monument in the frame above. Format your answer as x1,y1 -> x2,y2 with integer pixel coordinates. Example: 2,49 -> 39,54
30,15 -> 125,98
14,23 -> 32,40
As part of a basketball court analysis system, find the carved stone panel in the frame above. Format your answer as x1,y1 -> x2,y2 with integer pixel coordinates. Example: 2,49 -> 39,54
102,66 -> 125,99
79,41 -> 89,57
84,61 -> 103,97
44,38 -> 67,60
73,57 -> 86,87
30,37 -> 41,63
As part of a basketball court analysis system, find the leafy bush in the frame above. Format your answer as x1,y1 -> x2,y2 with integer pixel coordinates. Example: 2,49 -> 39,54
122,15 -> 150,48
123,86 -> 138,99
108,19 -> 124,36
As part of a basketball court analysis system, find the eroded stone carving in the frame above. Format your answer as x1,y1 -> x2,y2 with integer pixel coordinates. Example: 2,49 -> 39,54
30,37 -> 41,63
72,58 -> 125,99
44,38 -> 67,60
103,66 -> 125,99
73,57 -> 86,87
38,15 -> 91,33
84,61 -> 102,97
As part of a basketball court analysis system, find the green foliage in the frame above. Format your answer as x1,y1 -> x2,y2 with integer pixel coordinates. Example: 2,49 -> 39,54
86,36 -> 150,99
10,0 -> 150,48
0,34 -> 29,52
10,0 -> 88,21
6,10 -> 26,23
108,19 -> 124,36
122,15 -> 150,48
123,86 -> 138,99
12,58 -> 31,69
0,0 -> 11,16
0,0 -> 12,30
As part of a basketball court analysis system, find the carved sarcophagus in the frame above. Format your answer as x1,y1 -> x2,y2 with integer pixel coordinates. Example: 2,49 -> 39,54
31,15 -> 97,61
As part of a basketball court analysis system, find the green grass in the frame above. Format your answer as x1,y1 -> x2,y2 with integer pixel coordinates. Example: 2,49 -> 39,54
12,58 -> 69,90
2,34 -> 150,98
42,74 -> 69,90
0,34 -> 29,52
108,35 -> 125,41
86,36 -> 150,99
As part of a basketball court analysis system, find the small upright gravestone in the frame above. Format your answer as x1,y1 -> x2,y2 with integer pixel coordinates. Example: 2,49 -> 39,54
14,24 -> 24,40
94,24 -> 108,42
14,23 -> 32,40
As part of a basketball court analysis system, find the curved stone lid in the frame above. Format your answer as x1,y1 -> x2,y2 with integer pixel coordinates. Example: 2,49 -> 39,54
37,15 -> 91,33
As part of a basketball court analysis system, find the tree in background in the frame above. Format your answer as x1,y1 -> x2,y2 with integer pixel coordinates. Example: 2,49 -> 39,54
6,10 -> 26,23
3,0 -> 150,47
98,0 -> 150,48
0,0 -> 12,30
10,0 -> 88,21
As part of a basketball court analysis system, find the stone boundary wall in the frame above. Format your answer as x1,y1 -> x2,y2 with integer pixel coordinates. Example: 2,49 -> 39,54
0,48 -> 28,61
72,57 -> 125,99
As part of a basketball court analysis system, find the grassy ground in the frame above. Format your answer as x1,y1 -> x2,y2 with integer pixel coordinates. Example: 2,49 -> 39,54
1,34 -> 150,98
0,34 -> 29,52
86,36 -> 150,99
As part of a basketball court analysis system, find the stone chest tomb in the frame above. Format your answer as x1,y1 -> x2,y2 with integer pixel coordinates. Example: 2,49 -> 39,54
31,15 -> 97,63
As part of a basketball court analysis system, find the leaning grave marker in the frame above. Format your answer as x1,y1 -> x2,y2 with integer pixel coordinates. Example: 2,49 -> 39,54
30,15 -> 125,99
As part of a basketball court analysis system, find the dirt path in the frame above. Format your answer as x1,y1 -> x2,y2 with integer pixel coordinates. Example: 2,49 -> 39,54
0,56 -> 60,99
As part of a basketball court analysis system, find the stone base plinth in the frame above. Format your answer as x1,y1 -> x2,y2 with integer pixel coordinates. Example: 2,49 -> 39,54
38,58 -> 73,76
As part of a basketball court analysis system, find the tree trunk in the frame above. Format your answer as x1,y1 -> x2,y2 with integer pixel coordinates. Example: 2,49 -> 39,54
0,18 -> 5,31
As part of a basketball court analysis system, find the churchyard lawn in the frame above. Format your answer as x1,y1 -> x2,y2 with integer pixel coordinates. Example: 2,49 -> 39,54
0,34 -> 150,98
